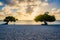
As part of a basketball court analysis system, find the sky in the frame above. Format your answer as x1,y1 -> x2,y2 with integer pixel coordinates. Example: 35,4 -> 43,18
0,0 -> 60,20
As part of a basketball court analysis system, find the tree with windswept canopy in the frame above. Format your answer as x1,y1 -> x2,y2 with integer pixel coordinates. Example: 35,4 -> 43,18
3,16 -> 18,25
34,12 -> 56,25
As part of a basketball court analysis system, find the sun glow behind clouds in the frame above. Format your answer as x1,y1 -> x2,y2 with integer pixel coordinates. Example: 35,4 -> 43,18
1,0 -> 49,20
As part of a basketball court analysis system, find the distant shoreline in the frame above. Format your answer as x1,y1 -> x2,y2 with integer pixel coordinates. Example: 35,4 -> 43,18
0,20 -> 60,25
0,24 -> 60,26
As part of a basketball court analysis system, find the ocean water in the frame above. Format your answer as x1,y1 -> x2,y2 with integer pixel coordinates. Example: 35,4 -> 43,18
0,25 -> 60,40
0,20 -> 60,40
0,20 -> 60,25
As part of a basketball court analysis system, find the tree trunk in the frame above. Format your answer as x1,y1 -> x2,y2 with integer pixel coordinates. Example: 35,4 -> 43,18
44,20 -> 48,25
5,21 -> 9,25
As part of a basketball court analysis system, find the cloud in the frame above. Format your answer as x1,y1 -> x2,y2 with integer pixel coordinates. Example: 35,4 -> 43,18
45,0 -> 48,2
1,0 -> 60,20
41,2 -> 48,6
0,2 -> 3,6
52,8 -> 56,11
49,8 -> 60,20
0,11 -> 4,15
0,0 -> 49,20
50,8 -> 60,14
4,0 -> 49,6
3,0 -> 49,13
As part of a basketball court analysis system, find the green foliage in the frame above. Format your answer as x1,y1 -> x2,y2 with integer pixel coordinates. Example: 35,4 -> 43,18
34,12 -> 56,22
34,15 -> 43,22
4,16 -> 17,22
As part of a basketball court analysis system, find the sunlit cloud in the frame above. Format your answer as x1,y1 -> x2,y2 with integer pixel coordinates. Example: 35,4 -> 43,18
41,2 -> 48,6
49,8 -> 60,20
0,2 -> 3,6
50,8 -> 60,14
0,0 -> 60,20
0,0 -> 52,20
